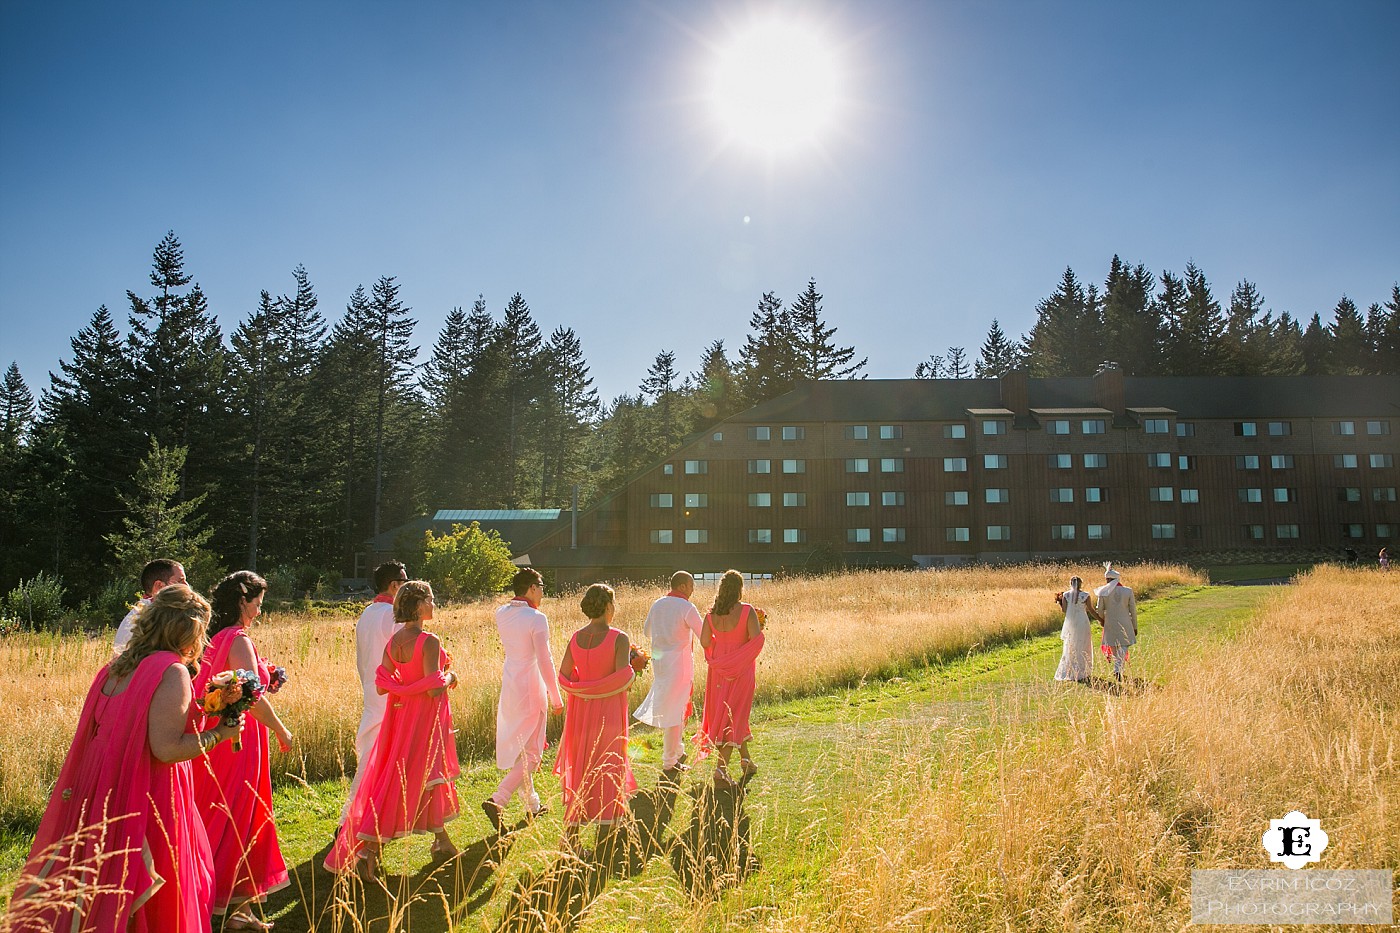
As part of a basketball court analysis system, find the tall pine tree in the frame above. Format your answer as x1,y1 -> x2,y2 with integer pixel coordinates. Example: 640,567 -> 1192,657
788,279 -> 866,382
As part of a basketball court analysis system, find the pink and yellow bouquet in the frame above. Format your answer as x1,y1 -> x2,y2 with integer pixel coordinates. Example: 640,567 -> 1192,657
198,669 -> 266,752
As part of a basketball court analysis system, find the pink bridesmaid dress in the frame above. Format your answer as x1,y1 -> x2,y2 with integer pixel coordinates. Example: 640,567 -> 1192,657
697,604 -> 763,755
554,627 -> 637,825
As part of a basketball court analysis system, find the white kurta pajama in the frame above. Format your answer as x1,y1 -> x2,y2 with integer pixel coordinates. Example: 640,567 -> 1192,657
491,597 -> 563,813
112,597 -> 152,653
633,593 -> 704,769
1095,577 -> 1137,677
343,597 -> 402,819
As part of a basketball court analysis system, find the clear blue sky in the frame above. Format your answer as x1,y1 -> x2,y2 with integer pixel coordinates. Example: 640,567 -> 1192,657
2,0 -> 1397,403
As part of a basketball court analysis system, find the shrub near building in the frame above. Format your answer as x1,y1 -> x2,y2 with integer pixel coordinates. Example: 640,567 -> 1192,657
419,521 -> 517,600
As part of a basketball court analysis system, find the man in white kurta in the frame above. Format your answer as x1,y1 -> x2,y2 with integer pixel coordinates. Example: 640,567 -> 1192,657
485,568 -> 563,829
341,561 -> 407,820
112,558 -> 186,653
1094,564 -> 1138,681
633,571 -> 704,772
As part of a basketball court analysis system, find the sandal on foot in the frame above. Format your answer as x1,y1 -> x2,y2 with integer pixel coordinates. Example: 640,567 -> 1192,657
430,841 -> 460,859
481,798 -> 504,833
226,914 -> 274,932
713,766 -> 737,789
739,758 -> 758,779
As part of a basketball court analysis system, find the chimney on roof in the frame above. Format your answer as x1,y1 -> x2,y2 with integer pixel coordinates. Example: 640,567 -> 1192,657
999,369 -> 1028,415
1093,361 -> 1124,414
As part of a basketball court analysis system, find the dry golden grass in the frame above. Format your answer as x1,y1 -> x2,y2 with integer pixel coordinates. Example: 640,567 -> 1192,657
0,562 -> 1199,834
821,565 -> 1400,932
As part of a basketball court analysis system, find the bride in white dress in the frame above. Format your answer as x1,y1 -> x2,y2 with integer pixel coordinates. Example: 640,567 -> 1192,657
1054,576 -> 1097,682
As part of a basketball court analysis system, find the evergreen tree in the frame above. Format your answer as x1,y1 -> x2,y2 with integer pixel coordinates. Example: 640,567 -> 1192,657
641,349 -> 681,454
1168,262 -> 1227,374
317,286 -> 378,567
228,291 -> 278,569
738,291 -> 798,404
493,293 -> 546,508
690,339 -> 739,425
945,347 -> 970,379
1224,280 -> 1268,375
1101,257 -> 1160,374
1379,285 -> 1400,374
788,279 -> 867,382
1,363 -> 34,451
538,326 -> 600,506
913,355 -> 945,378
590,393 -> 651,494
1260,313 -> 1306,375
1023,268 -> 1095,375
974,320 -> 1020,377
1300,313 -> 1330,374
363,276 -> 419,536
0,364 -> 36,591
106,437 -> 217,586
1327,296 -> 1369,374
1152,270 -> 1189,374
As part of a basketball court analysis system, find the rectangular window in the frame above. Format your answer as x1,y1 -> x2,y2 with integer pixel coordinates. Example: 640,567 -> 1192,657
1372,487 -> 1397,502
882,491 -> 906,506
748,492 -> 771,507
1051,524 -> 1076,540
1235,421 -> 1258,437
747,528 -> 772,544
1239,488 -> 1263,503
1378,524 -> 1394,539
1046,419 -> 1070,435
986,525 -> 1012,541
1370,454 -> 1394,468
684,459 -> 707,474
846,458 -> 870,473
649,493 -> 673,508
946,526 -> 970,542
1342,523 -> 1364,540
982,420 -> 1007,435
783,528 -> 806,544
880,458 -> 905,473
880,425 -> 903,440
684,529 -> 708,544
1178,455 -> 1197,471
882,527 -> 906,543
712,432 -> 723,442
1272,488 -> 1297,503
1267,421 -> 1291,436
846,492 -> 871,507
985,488 -> 1010,504
1271,455 -> 1295,469
1237,455 -> 1261,470
1084,453 -> 1107,469
1367,420 -> 1390,435
1334,421 -> 1356,435
650,529 -> 673,544
943,457 -> 968,472
945,490 -> 969,506
1144,418 -> 1169,434
1149,487 -> 1174,502
1335,454 -> 1358,469
1147,452 -> 1172,468
1084,487 -> 1107,503
781,426 -> 805,441
1152,523 -> 1177,539
1245,524 -> 1265,540
1082,419 -> 1106,435
1176,422 -> 1196,437
1338,487 -> 1362,502
662,462 -> 674,475
1049,488 -> 1074,503
1050,453 -> 1073,469
683,493 -> 708,508
748,459 -> 771,474
747,426 -> 771,441
782,492 -> 807,507
781,459 -> 806,474
943,424 -> 967,439
845,425 -> 868,440
1180,488 -> 1200,503
1275,524 -> 1300,539
984,454 -> 1008,470
1087,524 -> 1110,540
847,528 -> 872,543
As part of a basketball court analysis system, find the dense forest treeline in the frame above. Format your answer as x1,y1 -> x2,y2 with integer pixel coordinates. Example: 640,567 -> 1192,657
1,233 -> 1396,603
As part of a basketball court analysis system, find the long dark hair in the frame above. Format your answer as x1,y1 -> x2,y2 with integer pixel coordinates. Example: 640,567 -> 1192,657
208,570 -> 268,639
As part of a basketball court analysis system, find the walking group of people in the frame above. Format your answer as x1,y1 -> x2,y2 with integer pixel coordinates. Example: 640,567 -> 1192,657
1053,562 -> 1139,683
9,560 -> 766,931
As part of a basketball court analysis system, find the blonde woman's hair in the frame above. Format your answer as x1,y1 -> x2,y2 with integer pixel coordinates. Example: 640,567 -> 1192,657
711,569 -> 744,616
579,583 -> 615,620
393,580 -> 434,623
111,584 -> 210,678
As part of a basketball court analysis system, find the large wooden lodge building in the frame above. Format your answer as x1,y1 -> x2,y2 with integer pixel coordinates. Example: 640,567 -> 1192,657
515,370 -> 1399,583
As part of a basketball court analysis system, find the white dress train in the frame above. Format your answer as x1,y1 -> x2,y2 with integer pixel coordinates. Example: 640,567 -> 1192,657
1054,589 -> 1093,682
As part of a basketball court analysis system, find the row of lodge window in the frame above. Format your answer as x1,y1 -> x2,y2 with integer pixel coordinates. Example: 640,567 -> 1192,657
650,522 -> 1394,546
652,486 -> 1398,509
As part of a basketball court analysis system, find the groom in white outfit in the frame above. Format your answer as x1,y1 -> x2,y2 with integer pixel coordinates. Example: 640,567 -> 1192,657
1095,563 -> 1137,681
633,570 -> 705,774
342,560 -> 407,821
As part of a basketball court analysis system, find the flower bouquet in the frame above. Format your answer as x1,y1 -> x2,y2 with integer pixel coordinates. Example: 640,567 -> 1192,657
266,665 -> 288,694
198,669 -> 265,752
629,646 -> 651,673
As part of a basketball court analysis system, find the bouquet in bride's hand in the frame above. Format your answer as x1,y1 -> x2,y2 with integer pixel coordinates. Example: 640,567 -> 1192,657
198,669 -> 266,752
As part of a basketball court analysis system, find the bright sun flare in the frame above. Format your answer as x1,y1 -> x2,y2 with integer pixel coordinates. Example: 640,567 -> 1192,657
709,19 -> 842,155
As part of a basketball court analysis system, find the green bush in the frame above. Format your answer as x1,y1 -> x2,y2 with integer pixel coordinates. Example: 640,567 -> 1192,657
3,571 -> 68,630
73,579 -> 143,628
419,522 -> 516,601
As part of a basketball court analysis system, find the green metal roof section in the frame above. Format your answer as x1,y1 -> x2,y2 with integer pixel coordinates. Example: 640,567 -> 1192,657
434,509 -> 563,522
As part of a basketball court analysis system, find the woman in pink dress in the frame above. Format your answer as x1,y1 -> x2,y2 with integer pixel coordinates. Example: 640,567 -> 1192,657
8,585 -> 241,933
696,570 -> 766,788
326,581 -> 461,879
190,571 -> 293,929
554,583 -> 638,851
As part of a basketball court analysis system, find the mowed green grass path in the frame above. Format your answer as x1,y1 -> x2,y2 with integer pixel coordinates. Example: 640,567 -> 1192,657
232,583 -> 1269,932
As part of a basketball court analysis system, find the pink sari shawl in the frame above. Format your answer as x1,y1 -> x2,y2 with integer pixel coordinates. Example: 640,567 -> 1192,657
11,651 -> 212,933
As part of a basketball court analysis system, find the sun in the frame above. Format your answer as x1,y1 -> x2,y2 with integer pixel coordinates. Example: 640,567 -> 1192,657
707,18 -> 843,155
